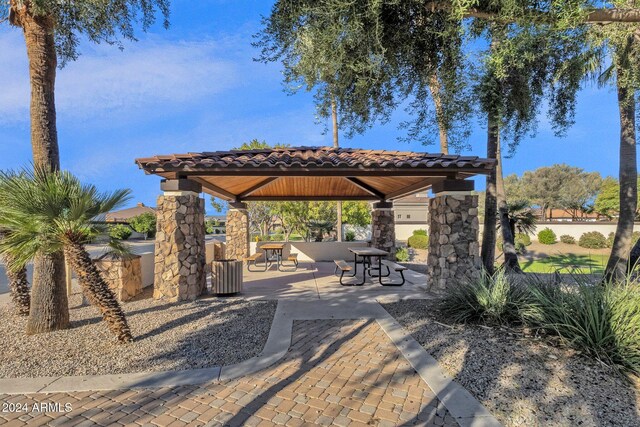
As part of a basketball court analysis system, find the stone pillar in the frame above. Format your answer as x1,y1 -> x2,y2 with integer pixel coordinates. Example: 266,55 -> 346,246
154,179 -> 206,302
426,180 -> 481,291
371,201 -> 396,259
226,202 -> 250,261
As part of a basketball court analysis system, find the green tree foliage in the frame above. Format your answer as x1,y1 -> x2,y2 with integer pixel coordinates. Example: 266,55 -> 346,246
256,1 -> 472,149
274,201 -> 337,242
341,201 -> 371,227
109,224 -> 132,241
594,177 -> 640,219
520,164 -> 602,219
129,212 -> 156,240
248,201 -> 278,235
232,139 -> 290,150
210,197 -> 227,213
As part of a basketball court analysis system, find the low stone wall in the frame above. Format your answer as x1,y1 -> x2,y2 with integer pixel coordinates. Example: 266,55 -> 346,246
94,256 -> 143,302
426,194 -> 481,291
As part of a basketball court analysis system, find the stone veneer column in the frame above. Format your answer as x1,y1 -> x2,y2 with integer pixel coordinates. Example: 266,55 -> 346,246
371,201 -> 396,259
226,202 -> 250,261
426,180 -> 481,291
154,179 -> 206,302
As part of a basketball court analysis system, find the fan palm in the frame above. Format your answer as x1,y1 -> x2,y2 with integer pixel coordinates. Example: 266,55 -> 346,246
0,167 -> 133,343
0,235 -> 30,316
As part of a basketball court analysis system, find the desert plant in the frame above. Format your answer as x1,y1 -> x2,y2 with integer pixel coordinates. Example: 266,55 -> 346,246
525,277 -> 640,375
438,269 -> 532,325
560,234 -> 576,244
395,247 -> 410,262
0,167 -> 133,343
407,234 -> 428,249
579,231 -> 608,249
345,230 -> 356,241
537,228 -> 557,245
109,224 -> 132,241
412,229 -> 428,236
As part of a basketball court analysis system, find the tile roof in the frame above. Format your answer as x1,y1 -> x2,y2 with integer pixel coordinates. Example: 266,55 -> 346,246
135,147 -> 495,173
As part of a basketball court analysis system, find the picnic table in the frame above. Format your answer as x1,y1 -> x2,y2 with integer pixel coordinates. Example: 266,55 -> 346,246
346,247 -> 391,285
260,243 -> 286,271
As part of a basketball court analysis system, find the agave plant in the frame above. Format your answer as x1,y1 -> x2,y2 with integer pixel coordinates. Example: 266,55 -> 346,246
0,167 -> 133,343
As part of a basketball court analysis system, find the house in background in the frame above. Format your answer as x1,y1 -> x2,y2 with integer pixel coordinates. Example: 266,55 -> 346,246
106,202 -> 156,224
393,192 -> 429,240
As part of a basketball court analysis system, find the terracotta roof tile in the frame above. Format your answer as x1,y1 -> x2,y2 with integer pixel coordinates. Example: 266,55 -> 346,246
136,147 -> 495,173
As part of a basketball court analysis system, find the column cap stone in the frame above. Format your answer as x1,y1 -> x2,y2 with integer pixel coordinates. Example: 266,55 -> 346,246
161,178 -> 202,193
372,201 -> 393,210
229,202 -> 248,210
431,179 -> 474,194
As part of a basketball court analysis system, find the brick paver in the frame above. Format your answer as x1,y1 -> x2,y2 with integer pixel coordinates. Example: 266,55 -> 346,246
0,320 -> 457,426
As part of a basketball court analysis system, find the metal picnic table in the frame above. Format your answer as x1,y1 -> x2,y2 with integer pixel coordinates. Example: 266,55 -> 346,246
346,247 -> 391,285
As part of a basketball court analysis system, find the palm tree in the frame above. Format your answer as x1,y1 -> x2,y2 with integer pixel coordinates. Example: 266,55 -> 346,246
0,237 -> 30,316
0,167 -> 133,343
505,200 -> 537,237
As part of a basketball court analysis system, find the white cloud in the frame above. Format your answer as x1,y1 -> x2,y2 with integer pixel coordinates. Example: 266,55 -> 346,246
0,31 -> 240,123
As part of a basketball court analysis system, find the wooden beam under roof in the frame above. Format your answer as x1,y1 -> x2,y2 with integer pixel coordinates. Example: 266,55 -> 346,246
242,195 -> 377,201
344,177 -> 386,200
385,178 -> 440,200
236,177 -> 280,199
191,177 -> 238,202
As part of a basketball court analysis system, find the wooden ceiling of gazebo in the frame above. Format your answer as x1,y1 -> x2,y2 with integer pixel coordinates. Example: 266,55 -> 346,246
135,147 -> 495,202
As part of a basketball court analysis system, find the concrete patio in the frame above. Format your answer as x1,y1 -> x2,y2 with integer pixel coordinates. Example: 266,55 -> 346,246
239,261 -> 431,302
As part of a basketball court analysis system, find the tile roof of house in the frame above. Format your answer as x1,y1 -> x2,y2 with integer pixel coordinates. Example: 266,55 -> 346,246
135,147 -> 495,173
106,203 -> 156,222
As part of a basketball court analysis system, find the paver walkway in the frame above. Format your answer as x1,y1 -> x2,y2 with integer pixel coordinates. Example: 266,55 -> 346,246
1,319 -> 455,427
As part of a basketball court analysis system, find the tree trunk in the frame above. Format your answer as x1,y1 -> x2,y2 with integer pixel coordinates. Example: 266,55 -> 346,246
481,114 -> 499,275
15,5 -> 69,331
604,71 -> 637,283
63,240 -> 133,343
428,73 -> 448,154
26,252 -> 69,334
496,136 -> 522,272
332,97 -> 343,242
6,259 -> 30,316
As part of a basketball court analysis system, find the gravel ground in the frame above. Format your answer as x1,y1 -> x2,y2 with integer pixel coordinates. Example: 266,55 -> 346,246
383,299 -> 640,427
0,289 -> 277,378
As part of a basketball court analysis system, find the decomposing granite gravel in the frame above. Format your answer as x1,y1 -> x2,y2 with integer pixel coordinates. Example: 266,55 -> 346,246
1,289 -> 276,378
383,299 -> 640,427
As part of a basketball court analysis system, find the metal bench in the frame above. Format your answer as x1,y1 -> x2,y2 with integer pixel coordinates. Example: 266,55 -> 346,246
334,260 -> 364,286
245,252 -> 266,272
380,260 -> 407,286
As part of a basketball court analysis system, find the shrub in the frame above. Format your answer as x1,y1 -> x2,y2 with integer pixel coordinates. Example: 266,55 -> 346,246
345,231 -> 356,242
109,224 -> 132,240
607,231 -> 640,248
412,229 -> 428,236
129,212 -> 156,239
579,231 -> 608,249
438,269 -> 532,325
395,247 -> 410,262
560,234 -> 576,244
270,233 -> 284,241
537,228 -> 557,245
525,278 -> 640,375
407,234 -> 428,249
515,233 -> 531,246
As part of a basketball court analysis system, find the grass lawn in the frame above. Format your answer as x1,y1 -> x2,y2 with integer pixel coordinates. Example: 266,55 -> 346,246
520,253 -> 608,274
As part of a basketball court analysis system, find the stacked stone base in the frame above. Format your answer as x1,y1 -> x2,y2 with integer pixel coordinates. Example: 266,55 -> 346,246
371,208 -> 396,259
426,194 -> 481,291
226,207 -> 249,261
154,194 -> 206,301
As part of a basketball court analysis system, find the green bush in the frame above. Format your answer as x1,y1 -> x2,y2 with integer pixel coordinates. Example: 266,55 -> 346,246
537,228 -> 557,245
607,231 -> 640,248
345,231 -> 356,242
438,269 -> 532,325
129,212 -> 156,239
269,233 -> 284,241
407,234 -> 428,249
515,233 -> 531,246
560,234 -> 576,244
579,231 -> 608,249
109,224 -> 132,240
412,229 -> 428,236
395,247 -> 410,262
525,279 -> 640,375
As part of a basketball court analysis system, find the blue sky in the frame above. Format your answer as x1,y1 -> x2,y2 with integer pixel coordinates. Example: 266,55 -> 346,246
0,0 -> 625,214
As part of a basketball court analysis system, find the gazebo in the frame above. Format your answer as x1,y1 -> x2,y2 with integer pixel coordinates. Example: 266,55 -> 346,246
135,147 -> 495,301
